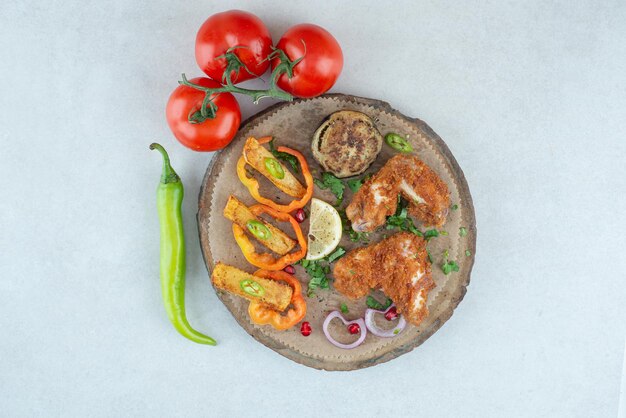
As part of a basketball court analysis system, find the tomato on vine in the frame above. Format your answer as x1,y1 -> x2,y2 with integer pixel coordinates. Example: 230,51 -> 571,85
271,24 -> 343,98
195,10 -> 273,84
165,77 -> 241,152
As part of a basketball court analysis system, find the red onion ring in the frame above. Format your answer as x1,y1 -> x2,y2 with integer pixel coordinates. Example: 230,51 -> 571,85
322,311 -> 367,349
364,304 -> 406,338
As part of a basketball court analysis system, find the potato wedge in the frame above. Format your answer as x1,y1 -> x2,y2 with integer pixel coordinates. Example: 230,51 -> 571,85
223,196 -> 296,256
211,263 -> 292,311
243,137 -> 306,198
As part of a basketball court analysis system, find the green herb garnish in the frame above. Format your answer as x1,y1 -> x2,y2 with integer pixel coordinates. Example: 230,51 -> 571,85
299,247 -> 347,296
269,139 -> 299,173
326,247 -> 346,263
314,172 -> 345,205
340,303 -> 349,314
440,230 -> 448,236
346,174 -> 371,193
423,229 -> 439,240
442,261 -> 460,275
300,259 -> 329,297
427,250 -> 434,264
346,178 -> 363,193
385,195 -> 423,236
366,295 -> 393,311
459,227 -> 468,237
451,204 -> 459,210
349,230 -> 370,242
465,250 -> 471,257
441,250 -> 460,275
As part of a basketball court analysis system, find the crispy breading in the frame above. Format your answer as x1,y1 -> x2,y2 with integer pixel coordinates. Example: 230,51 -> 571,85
346,154 -> 450,232
211,263 -> 293,311
333,232 -> 436,327
243,137 -> 306,198
223,195 -> 296,256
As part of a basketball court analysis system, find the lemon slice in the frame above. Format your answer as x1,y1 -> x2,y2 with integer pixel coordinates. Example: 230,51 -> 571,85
306,198 -> 342,260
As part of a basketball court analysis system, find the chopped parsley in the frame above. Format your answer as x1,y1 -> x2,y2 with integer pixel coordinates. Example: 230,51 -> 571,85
269,139 -> 299,173
440,230 -> 448,236
299,248 -> 345,297
340,303 -> 349,314
349,230 -> 370,242
326,247 -> 346,263
451,204 -> 459,211
423,229 -> 439,240
299,259 -> 329,297
366,295 -> 393,311
465,250 -> 471,257
441,250 -> 460,275
427,250 -> 434,264
385,195 -> 423,236
314,172 -> 345,205
346,174 -> 371,193
459,227 -> 468,237
346,178 -> 363,193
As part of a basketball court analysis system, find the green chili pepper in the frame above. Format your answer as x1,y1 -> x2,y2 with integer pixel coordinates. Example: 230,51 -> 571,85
240,279 -> 265,297
264,157 -> 285,179
385,133 -> 413,153
150,143 -> 216,346
246,219 -> 272,240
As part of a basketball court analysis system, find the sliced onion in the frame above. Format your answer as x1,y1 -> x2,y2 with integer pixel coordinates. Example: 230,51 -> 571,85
364,304 -> 406,338
322,311 -> 367,349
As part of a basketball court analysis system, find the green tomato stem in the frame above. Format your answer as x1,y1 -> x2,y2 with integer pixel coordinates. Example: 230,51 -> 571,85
179,47 -> 301,124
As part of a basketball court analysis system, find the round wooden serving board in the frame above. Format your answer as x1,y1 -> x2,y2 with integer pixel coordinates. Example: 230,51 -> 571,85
198,94 -> 476,371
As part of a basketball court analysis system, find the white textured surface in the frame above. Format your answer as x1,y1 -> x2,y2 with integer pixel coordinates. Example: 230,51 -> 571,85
1,1 -> 625,416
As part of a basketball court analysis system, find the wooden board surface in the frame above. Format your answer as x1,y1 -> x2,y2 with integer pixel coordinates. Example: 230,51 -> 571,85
197,94 -> 476,371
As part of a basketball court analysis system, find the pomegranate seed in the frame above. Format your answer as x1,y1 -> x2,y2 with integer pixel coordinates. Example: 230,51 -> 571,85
283,265 -> 295,275
300,321 -> 312,336
294,208 -> 306,223
385,307 -> 398,321
347,323 -> 360,334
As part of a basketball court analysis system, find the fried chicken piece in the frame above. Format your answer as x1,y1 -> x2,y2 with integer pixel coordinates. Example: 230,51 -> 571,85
346,154 -> 450,232
333,232 -> 435,327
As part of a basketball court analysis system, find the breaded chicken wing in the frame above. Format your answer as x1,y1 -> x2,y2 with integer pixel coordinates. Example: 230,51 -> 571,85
333,232 -> 436,327
346,154 -> 450,232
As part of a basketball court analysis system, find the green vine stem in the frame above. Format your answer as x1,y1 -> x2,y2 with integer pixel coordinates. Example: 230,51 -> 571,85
180,46 -> 304,124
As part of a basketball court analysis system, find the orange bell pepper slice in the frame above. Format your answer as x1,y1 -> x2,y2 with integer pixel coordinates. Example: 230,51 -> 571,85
237,136 -> 314,213
248,269 -> 306,330
232,204 -> 307,270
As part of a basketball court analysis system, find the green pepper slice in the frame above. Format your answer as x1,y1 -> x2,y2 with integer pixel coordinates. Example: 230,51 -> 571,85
385,133 -> 413,153
246,219 -> 272,240
240,279 -> 265,297
264,157 -> 285,179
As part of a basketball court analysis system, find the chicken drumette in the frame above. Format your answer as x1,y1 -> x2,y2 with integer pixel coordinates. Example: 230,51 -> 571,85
345,154 -> 450,232
333,232 -> 436,327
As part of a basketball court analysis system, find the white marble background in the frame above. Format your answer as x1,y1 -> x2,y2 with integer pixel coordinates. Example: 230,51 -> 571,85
1,1 -> 625,416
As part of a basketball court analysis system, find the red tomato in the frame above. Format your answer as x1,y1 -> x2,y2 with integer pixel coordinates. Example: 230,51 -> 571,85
166,77 -> 241,152
195,10 -> 272,84
271,24 -> 343,98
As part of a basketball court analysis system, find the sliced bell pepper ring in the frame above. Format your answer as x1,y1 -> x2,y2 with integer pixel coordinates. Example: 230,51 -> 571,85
248,269 -> 306,330
232,204 -> 307,270
237,136 -> 314,213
